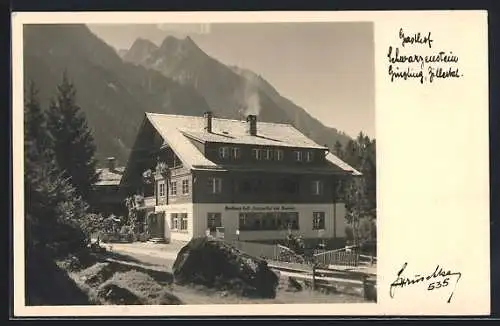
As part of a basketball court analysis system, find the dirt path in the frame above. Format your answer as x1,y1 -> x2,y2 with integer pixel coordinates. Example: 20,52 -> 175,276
101,241 -> 184,262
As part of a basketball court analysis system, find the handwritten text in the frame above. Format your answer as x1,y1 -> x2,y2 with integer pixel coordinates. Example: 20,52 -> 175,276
387,28 -> 463,84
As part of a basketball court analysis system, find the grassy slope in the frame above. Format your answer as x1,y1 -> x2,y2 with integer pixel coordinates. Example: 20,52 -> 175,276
27,247 -> 366,306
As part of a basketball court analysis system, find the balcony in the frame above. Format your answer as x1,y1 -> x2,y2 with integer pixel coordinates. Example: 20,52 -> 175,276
130,195 -> 156,210
144,196 -> 156,208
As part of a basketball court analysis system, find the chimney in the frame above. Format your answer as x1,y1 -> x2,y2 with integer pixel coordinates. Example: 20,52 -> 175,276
107,157 -> 116,171
204,111 -> 213,133
246,115 -> 257,136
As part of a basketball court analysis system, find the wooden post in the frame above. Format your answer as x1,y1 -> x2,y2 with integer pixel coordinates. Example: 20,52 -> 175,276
312,264 -> 317,291
362,275 -> 369,301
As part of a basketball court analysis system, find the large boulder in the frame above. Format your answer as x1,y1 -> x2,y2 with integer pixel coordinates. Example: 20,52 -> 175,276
173,237 -> 279,298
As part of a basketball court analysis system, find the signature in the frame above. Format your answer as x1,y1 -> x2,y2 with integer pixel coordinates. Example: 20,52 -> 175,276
389,262 -> 461,303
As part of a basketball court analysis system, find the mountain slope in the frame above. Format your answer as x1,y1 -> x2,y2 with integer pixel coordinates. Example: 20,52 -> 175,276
125,36 -> 298,124
122,38 -> 158,64
123,35 -> 351,148
24,25 -> 212,166
231,66 -> 351,148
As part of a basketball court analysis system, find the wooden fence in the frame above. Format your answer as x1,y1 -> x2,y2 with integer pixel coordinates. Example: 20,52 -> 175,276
313,247 -> 360,267
228,240 -> 375,267
222,239 -> 376,300
267,260 -> 376,301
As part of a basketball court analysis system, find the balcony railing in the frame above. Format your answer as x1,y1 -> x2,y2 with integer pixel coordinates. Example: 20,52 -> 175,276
144,196 -> 156,207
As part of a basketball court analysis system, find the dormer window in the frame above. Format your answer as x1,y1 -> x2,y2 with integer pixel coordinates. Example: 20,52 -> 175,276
264,149 -> 273,160
294,151 -> 303,162
252,148 -> 262,160
275,149 -> 284,161
219,147 -> 229,159
306,151 -> 314,162
231,147 -> 241,159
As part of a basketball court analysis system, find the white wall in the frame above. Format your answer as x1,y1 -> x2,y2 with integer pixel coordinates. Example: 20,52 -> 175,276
155,203 -> 194,242
193,203 -> 347,241
156,202 -> 347,242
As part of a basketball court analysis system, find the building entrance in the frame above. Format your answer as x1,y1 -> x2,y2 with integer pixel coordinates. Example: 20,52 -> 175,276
148,212 -> 165,239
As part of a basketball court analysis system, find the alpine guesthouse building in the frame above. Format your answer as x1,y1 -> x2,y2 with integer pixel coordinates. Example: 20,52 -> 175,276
120,112 -> 361,243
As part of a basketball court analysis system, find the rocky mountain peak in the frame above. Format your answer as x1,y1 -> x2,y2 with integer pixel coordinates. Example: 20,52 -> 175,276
124,38 -> 159,63
157,35 -> 205,58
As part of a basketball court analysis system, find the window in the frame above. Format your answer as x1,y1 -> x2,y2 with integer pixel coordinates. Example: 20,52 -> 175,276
207,213 -> 222,232
306,151 -> 314,162
252,148 -> 262,160
170,181 -> 177,196
182,179 -> 189,195
219,147 -> 230,159
208,177 -> 222,194
239,212 -> 299,231
180,213 -> 188,230
171,213 -> 188,231
231,147 -> 241,159
158,181 -> 166,197
311,180 -> 324,195
294,150 -> 303,162
275,149 -> 284,161
313,212 -> 325,230
170,213 -> 179,230
263,149 -> 273,160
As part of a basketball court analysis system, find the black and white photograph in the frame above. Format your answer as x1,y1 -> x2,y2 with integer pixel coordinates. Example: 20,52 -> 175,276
22,21 -> 377,306
13,10 -> 490,317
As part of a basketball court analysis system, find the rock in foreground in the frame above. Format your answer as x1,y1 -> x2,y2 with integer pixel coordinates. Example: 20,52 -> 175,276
173,237 -> 279,298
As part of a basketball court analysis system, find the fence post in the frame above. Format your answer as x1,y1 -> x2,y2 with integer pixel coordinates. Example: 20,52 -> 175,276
312,264 -> 316,291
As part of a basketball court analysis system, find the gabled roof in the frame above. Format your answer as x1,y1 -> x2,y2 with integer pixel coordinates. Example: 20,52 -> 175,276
180,126 -> 327,149
145,112 -> 362,175
95,167 -> 125,186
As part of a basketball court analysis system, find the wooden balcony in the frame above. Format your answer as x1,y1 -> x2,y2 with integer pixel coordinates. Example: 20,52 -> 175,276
144,196 -> 156,207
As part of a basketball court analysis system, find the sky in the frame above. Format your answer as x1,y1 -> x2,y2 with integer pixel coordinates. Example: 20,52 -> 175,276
88,22 -> 375,138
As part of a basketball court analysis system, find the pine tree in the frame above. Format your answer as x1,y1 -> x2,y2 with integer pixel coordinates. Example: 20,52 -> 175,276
361,139 -> 376,217
333,140 -> 343,159
24,80 -> 88,254
46,71 -> 98,202
340,132 -> 377,246
343,139 -> 360,168
24,81 -> 51,163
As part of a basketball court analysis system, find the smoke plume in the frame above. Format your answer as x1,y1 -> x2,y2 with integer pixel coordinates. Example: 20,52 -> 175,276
242,75 -> 261,116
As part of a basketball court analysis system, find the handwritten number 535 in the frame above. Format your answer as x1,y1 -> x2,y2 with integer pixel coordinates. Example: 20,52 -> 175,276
428,278 -> 450,291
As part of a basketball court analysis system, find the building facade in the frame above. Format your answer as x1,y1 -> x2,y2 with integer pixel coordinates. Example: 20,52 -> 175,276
89,157 -> 127,217
120,112 -> 361,243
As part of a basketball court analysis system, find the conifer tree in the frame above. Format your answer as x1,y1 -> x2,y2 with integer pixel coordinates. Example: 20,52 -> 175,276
24,80 -> 88,254
333,140 -> 344,159
340,132 -> 377,246
24,81 -> 51,163
46,71 -> 98,202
